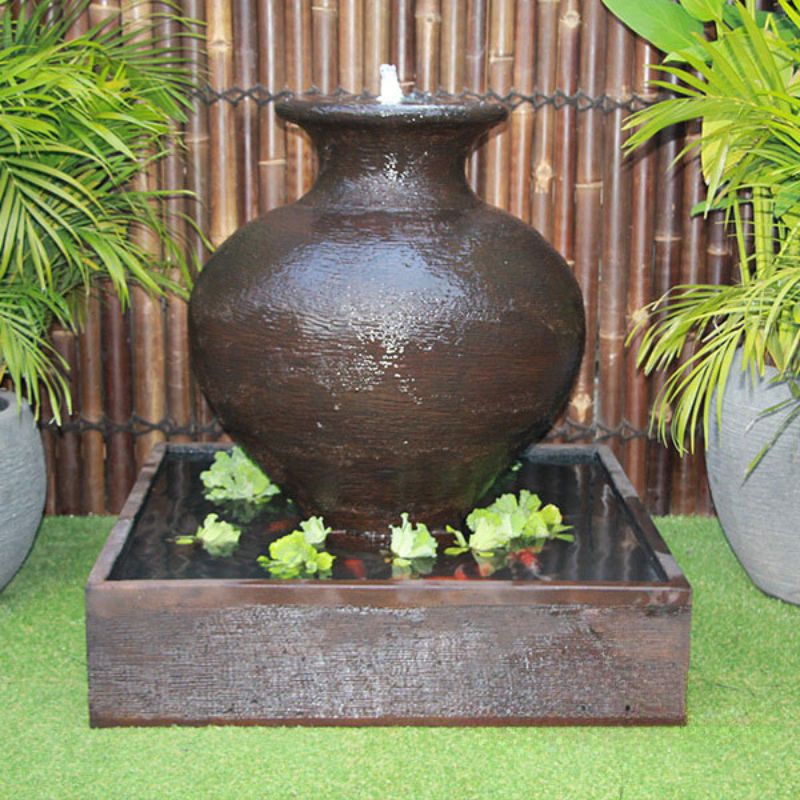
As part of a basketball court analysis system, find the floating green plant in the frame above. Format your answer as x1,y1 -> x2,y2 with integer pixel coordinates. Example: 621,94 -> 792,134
175,513 -> 242,557
445,490 -> 572,557
200,447 -> 280,504
257,516 -> 335,579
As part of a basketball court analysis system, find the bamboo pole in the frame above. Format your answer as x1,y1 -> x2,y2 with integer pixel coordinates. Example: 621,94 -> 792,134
51,327 -> 81,514
123,0 -> 167,469
623,38 -> 658,500
38,392 -> 58,516
312,0 -> 339,94
597,12 -> 633,461
569,0 -> 607,431
258,0 -> 287,212
546,0 -> 581,443
155,2 -> 192,447
78,292 -> 106,512
201,0 -> 237,443
88,0 -> 120,27
696,443 -> 712,515
697,206 -> 732,510
706,209 -> 731,286
483,0 -> 513,210
181,0 -> 215,441
365,0 -> 390,94
183,0 -> 210,266
67,1 -> 105,513
88,0 -> 135,510
530,0 -> 559,237
391,0 -> 415,90
101,284 -> 135,512
509,0 -> 534,222
464,0 -> 488,191
234,0 -> 260,223
285,0 -> 313,200
646,113 -> 684,514
551,0 -> 580,260
66,2 -> 89,36
206,0 -> 240,243
440,0 -> 466,94
671,123 -> 707,514
339,0 -> 363,92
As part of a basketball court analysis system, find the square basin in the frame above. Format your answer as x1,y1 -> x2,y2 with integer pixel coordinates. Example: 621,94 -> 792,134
86,443 -> 691,726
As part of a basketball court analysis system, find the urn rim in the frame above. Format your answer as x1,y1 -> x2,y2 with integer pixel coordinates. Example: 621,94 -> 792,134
275,92 -> 509,127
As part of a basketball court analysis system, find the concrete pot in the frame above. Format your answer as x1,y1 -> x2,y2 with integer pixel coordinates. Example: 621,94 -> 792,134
0,389 -> 46,592
706,350 -> 800,604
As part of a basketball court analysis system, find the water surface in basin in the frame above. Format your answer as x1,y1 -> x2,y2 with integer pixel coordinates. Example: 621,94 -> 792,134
110,449 -> 666,583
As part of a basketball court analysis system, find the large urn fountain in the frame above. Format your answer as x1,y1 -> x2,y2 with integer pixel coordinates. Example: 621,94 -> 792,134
87,77 -> 691,729
189,87 -> 585,530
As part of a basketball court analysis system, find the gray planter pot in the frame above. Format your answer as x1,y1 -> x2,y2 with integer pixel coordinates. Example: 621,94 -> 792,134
0,389 -> 46,592
707,350 -> 800,605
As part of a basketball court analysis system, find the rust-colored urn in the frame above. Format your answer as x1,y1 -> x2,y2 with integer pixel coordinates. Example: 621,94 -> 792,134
189,96 -> 584,530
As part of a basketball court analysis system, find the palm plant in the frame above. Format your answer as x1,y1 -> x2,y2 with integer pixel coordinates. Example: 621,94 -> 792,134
602,0 -> 800,458
0,0 -> 198,419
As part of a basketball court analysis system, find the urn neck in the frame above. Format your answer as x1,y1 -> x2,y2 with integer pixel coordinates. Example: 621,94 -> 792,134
276,97 -> 508,211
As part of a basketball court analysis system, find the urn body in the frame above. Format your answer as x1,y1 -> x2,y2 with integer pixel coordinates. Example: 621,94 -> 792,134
189,99 -> 585,529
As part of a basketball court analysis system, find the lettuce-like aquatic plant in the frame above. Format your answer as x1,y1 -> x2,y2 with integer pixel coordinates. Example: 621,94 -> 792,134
200,447 -> 280,503
389,513 -> 438,566
175,513 -> 241,557
257,530 -> 335,579
445,491 -> 572,556
257,515 -> 335,579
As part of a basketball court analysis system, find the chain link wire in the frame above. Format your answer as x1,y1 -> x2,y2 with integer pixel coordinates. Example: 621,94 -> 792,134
195,86 -> 654,113
41,414 -> 650,443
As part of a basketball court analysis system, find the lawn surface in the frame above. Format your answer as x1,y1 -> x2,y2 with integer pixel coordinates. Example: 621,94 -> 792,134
1,516 -> 798,799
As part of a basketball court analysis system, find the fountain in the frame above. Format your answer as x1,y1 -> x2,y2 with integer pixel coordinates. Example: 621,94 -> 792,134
85,69 -> 691,727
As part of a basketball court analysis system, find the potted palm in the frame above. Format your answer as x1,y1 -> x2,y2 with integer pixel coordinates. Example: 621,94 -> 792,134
602,0 -> 800,603
0,1 -> 196,591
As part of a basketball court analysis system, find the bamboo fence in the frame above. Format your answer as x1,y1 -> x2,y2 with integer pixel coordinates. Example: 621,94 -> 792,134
32,0 -> 732,515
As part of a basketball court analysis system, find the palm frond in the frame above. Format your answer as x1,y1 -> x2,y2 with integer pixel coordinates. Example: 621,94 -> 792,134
0,0 -> 206,418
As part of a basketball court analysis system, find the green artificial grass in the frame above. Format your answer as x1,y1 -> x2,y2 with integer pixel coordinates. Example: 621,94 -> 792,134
1,516 -> 799,799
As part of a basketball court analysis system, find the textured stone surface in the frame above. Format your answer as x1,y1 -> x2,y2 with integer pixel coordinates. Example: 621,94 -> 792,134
0,390 -> 46,592
707,350 -> 800,605
87,595 -> 690,726
189,97 -> 585,530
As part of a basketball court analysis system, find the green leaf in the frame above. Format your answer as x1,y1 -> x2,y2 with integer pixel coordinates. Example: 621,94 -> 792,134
389,513 -> 438,561
298,516 -> 331,546
268,530 -> 312,567
200,447 -> 280,503
314,550 -> 336,573
444,525 -> 469,554
466,510 -> 513,552
195,513 -> 241,557
680,0 -> 724,23
601,0 -> 704,56
258,530 -> 335,579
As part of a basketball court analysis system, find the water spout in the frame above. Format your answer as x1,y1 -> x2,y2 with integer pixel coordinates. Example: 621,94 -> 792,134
377,64 -> 404,105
